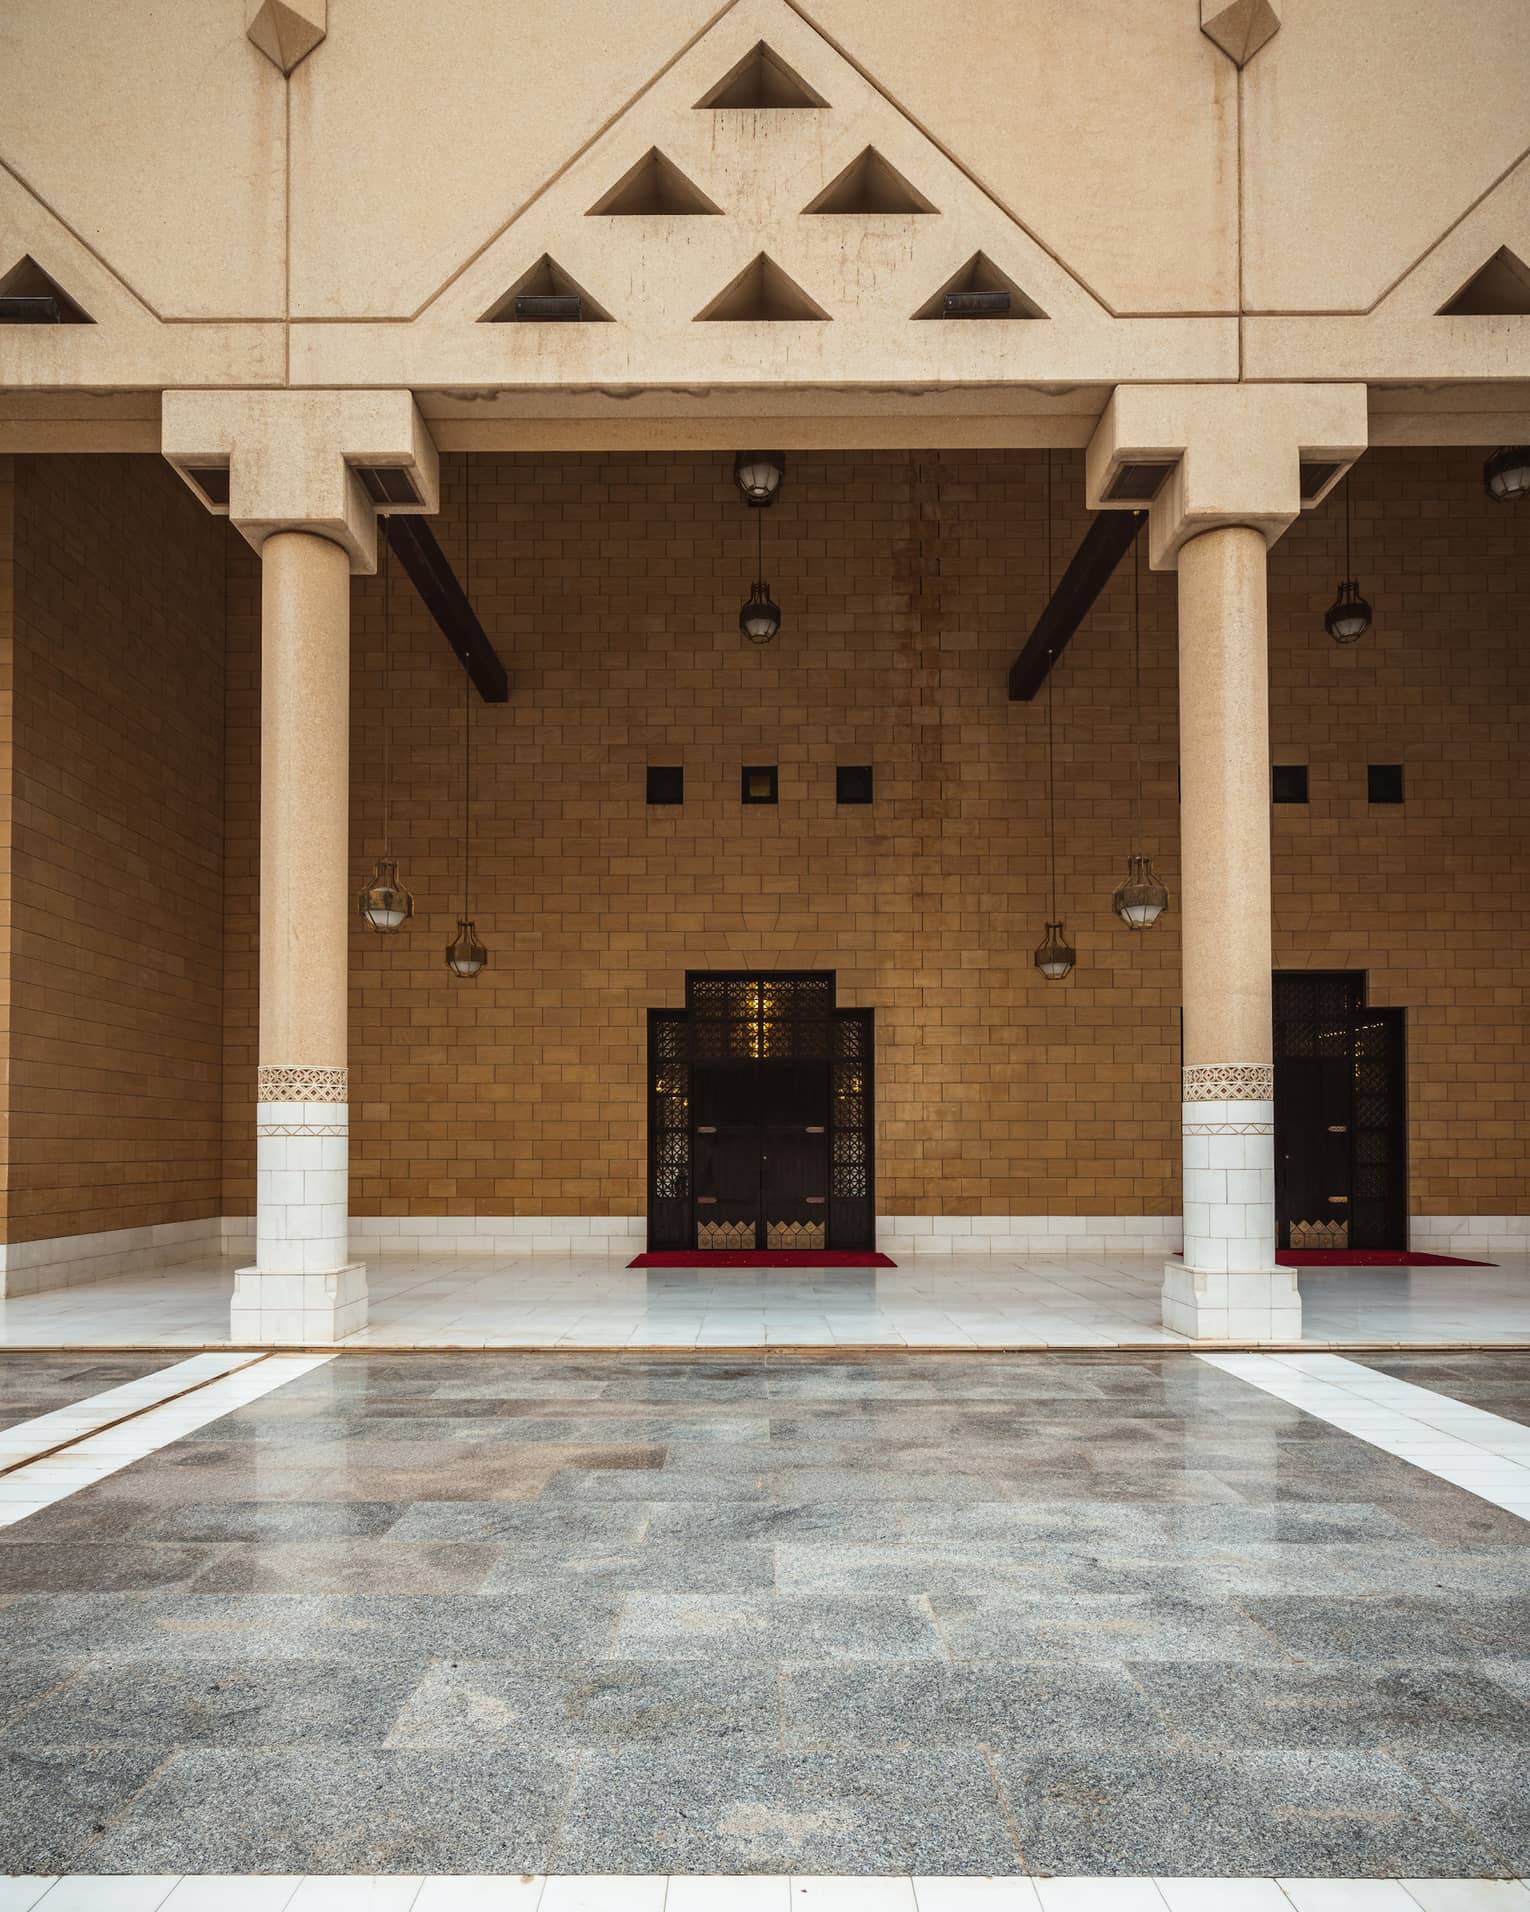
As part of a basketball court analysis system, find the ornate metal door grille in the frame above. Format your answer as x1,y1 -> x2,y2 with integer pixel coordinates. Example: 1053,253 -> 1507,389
645,972 -> 875,1250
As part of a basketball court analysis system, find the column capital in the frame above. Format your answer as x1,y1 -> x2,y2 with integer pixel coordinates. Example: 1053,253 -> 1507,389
160,388 -> 439,574
1086,382 -> 1368,569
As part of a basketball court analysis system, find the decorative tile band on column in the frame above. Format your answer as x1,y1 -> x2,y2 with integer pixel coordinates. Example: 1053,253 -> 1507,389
256,1064 -> 348,1103
1166,1065 -> 1299,1343
234,1069 -> 366,1343
1183,1062 -> 1274,1101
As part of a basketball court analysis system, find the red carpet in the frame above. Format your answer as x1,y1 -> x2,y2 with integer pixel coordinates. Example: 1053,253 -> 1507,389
1173,1249 -> 1494,1268
1277,1249 -> 1494,1268
628,1250 -> 897,1268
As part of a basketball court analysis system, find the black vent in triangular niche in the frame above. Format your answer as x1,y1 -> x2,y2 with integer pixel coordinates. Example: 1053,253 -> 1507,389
804,148 -> 936,216
695,41 -> 826,109
912,251 -> 1044,320
1437,245 -> 1530,316
588,148 -> 722,216
0,254 -> 93,324
695,254 -> 829,322
481,255 -> 613,323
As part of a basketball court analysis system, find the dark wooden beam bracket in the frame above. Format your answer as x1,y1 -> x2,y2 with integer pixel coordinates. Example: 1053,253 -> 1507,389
1008,509 -> 1145,701
384,515 -> 509,704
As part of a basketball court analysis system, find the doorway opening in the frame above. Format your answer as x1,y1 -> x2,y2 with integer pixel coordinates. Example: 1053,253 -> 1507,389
1273,970 -> 1407,1251
647,971 -> 875,1251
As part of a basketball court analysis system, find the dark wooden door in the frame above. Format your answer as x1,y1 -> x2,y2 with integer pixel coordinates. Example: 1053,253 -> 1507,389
1275,1055 -> 1355,1248
690,1056 -> 829,1249
1273,972 -> 1407,1251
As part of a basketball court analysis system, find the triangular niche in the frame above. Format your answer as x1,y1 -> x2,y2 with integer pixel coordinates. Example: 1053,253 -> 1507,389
587,148 -> 722,216
0,254 -> 93,323
694,253 -> 829,322
804,147 -> 936,216
481,254 -> 613,322
912,251 -> 1045,320
694,40 -> 827,109
1438,245 -> 1530,316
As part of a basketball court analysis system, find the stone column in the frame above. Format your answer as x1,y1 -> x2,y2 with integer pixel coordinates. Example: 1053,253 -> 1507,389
162,390 -> 439,1344
1085,382 -> 1369,1341
231,529 -> 366,1343
1163,524 -> 1297,1340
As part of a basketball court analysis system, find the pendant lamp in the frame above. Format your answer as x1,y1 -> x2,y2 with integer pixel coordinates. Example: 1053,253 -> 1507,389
1110,531 -> 1170,930
357,519 -> 415,932
1324,475 -> 1372,644
447,470 -> 487,978
1034,455 -> 1075,981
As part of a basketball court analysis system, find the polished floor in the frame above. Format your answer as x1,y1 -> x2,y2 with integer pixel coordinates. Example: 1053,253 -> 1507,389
2,1253 -> 1529,1350
0,1350 -> 1527,1878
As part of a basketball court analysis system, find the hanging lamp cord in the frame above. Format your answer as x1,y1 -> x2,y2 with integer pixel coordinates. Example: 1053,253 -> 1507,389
1344,476 -> 1353,582
1132,526 -> 1143,854
463,467 -> 472,922
381,517 -> 392,859
1044,452 -> 1057,922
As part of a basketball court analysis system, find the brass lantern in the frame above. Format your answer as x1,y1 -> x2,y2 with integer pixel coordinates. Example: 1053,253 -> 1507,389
1112,852 -> 1170,929
447,918 -> 487,979
1034,921 -> 1075,982
739,581 -> 782,644
358,857 -> 414,933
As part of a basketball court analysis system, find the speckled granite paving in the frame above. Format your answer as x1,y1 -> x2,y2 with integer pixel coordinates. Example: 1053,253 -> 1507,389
0,1353 -> 178,1434
0,1351 -> 1527,1877
1359,1352 -> 1530,1431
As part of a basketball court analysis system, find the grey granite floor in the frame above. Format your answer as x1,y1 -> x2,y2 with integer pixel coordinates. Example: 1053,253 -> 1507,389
0,1350 -> 1527,1877
0,1352 -> 177,1434
1359,1352 -> 1530,1430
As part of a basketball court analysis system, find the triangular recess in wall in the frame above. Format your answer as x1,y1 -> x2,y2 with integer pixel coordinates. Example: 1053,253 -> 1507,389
481,254 -> 614,321
0,253 -> 93,323
587,148 -> 722,216
694,253 -> 829,321
804,147 -> 936,215
911,250 -> 1045,319
694,39 -> 827,109
1437,245 -> 1530,316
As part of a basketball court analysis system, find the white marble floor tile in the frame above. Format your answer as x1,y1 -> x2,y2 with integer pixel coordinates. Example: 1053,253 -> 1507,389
665,1879 -> 792,1911
413,1879 -> 545,1909
160,1879 -> 304,1911
285,1880 -> 424,1912
33,1883 -> 182,1912
1033,1883 -> 1168,1912
0,1884 -> 57,1912
539,1881 -> 664,1912
912,1881 -> 1043,1911
1154,1885 -> 1293,1912
789,1882 -> 919,1911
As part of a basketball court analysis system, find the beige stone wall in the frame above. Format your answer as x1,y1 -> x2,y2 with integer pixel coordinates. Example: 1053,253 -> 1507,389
213,448 -> 1528,1223
4,455 -> 226,1243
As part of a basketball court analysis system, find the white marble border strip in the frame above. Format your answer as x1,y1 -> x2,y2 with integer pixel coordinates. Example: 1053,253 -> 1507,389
1201,1351 -> 1530,1520
0,1351 -> 255,1473
0,1875 -> 1525,1910
0,1354 -> 335,1527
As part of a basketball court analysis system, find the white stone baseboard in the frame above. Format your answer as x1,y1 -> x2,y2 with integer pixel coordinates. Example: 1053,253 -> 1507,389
1408,1215 -> 1530,1257
3,1212 -> 1524,1302
0,1217 -> 222,1299
231,1263 -> 368,1344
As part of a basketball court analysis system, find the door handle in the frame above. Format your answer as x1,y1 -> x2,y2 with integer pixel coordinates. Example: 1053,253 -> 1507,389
1327,1195 -> 1349,1204
805,1126 -> 825,1134
806,1196 -> 826,1205
1327,1125 -> 1348,1134
697,1125 -> 717,1134
696,1196 -> 718,1205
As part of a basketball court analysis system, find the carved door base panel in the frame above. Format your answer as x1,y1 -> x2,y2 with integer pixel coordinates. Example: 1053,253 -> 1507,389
698,1220 -> 756,1251
1289,1218 -> 1349,1250
767,1220 -> 825,1251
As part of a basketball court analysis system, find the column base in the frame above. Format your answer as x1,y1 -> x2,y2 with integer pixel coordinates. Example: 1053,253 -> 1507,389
231,1263 -> 368,1344
1161,1261 -> 1301,1343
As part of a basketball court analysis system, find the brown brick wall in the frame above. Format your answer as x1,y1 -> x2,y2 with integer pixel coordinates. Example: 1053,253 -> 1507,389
5,455 -> 227,1243
213,447 -> 1527,1222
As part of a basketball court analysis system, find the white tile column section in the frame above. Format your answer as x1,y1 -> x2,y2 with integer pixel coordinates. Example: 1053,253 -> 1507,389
1161,524 -> 1298,1343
